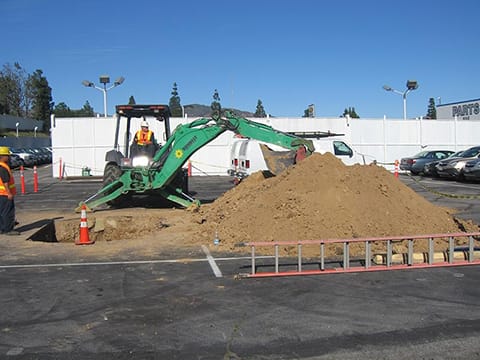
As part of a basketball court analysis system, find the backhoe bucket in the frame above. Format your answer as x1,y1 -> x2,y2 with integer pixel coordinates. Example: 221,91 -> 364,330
260,144 -> 298,175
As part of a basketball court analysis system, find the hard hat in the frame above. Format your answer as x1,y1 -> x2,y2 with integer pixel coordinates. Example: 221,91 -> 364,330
0,146 -> 11,156
140,120 -> 149,128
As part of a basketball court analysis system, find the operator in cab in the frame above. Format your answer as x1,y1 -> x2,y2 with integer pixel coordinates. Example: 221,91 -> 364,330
130,119 -> 159,158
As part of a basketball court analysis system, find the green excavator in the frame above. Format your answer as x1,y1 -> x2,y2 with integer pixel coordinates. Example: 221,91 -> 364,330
78,104 -> 315,211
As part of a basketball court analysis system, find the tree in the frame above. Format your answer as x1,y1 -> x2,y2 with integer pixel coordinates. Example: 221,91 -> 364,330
211,89 -> 221,115
254,99 -> 266,118
53,102 -> 73,117
77,101 -> 95,117
128,96 -> 136,105
169,82 -> 182,117
0,62 -> 26,116
302,104 -> 315,118
342,107 -> 360,118
0,63 -> 53,126
426,97 -> 437,119
53,101 -> 94,118
28,69 -> 53,124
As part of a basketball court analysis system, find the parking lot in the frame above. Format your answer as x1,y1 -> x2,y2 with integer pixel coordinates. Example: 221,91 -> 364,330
1,165 -> 480,359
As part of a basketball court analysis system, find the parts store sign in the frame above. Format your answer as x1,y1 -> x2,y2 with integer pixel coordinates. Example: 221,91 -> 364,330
437,99 -> 480,120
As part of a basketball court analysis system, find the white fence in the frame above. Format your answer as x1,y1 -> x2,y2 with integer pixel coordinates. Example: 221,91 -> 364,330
50,114 -> 480,177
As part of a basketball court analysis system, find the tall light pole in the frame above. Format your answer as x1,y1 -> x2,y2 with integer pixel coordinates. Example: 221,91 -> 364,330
383,80 -> 418,120
34,126 -> 38,138
15,122 -> 19,138
82,75 -> 125,117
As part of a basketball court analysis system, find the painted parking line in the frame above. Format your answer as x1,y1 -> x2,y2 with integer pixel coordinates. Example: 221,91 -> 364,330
201,245 -> 223,278
0,258 -> 205,269
0,254 -> 274,271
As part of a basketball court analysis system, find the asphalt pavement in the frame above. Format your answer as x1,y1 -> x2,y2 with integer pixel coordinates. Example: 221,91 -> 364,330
1,166 -> 480,359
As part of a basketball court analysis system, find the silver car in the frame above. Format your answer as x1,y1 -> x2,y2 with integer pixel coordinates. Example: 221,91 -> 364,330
400,150 -> 454,175
463,158 -> 480,181
436,146 -> 480,180
423,150 -> 464,177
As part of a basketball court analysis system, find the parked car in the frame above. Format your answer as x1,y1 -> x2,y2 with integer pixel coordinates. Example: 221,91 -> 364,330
423,150 -> 464,177
30,148 -> 49,164
37,147 -> 52,163
10,148 -> 35,167
9,154 -> 23,169
400,150 -> 455,175
463,158 -> 480,181
24,147 -> 43,165
436,146 -> 480,180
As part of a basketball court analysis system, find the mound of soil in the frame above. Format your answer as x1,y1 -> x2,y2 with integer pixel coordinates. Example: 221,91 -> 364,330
193,153 -> 479,256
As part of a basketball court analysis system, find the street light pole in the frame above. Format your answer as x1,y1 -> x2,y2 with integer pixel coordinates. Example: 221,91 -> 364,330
383,80 -> 418,120
82,75 -> 125,117
102,83 -> 108,118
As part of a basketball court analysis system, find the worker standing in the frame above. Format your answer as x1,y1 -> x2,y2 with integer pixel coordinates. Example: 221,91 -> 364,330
131,119 -> 159,158
0,146 -> 19,235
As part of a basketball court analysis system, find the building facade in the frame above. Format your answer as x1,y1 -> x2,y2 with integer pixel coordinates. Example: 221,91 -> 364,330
437,98 -> 480,120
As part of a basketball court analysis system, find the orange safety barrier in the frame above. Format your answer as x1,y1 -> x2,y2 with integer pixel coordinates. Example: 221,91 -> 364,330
20,166 -> 25,194
241,232 -> 480,278
394,159 -> 399,178
59,158 -> 63,180
75,204 -> 94,245
33,165 -> 38,193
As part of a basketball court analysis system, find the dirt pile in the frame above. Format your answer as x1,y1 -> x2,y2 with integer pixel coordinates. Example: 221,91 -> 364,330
194,153 -> 478,254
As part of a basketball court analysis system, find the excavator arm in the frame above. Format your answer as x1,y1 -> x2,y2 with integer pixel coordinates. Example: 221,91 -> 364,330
79,112 -> 314,210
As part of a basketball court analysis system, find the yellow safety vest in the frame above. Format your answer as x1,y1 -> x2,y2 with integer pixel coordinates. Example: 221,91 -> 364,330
0,162 -> 16,196
136,130 -> 153,145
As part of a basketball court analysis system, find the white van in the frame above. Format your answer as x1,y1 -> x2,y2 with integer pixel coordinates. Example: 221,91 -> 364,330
227,137 -> 375,180
227,137 -> 250,181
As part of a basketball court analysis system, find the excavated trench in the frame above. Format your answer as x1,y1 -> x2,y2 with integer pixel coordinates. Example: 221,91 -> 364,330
28,213 -> 172,243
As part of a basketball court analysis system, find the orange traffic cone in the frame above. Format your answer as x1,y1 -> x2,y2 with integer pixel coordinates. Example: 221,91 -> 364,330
75,204 -> 94,245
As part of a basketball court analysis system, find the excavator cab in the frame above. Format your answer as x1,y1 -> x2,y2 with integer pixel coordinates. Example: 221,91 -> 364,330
106,104 -> 171,166
101,104 -> 187,206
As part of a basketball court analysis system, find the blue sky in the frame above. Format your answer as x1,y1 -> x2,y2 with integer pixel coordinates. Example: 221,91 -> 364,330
2,0 -> 479,118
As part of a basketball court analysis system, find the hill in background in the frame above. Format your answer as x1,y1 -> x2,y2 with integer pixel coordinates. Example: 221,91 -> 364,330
183,104 -> 254,118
